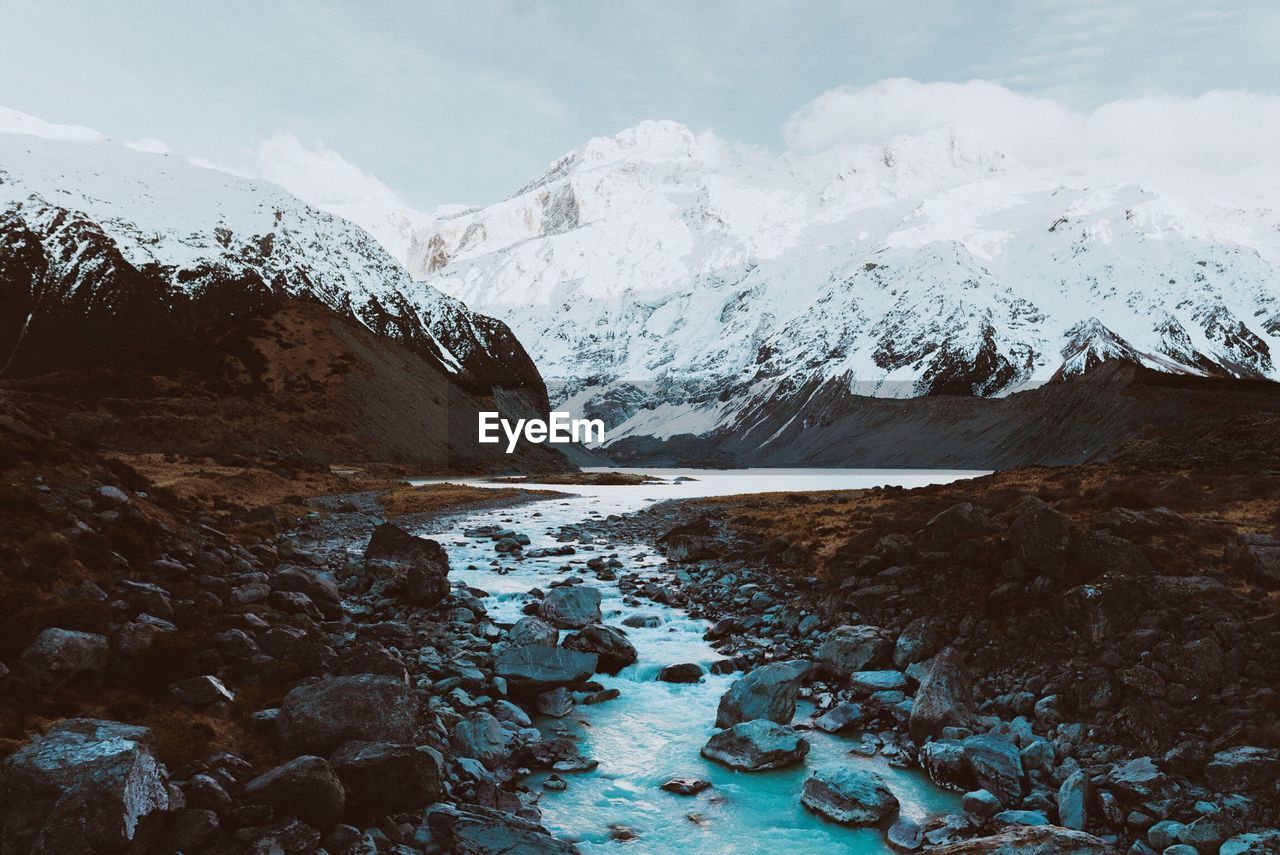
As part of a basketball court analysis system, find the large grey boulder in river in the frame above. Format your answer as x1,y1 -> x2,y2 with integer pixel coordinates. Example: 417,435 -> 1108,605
0,718 -> 170,854
800,767 -> 899,825
715,659 -> 810,727
539,585 -> 603,629
910,647 -> 975,740
700,720 -> 810,771
495,644 -> 598,695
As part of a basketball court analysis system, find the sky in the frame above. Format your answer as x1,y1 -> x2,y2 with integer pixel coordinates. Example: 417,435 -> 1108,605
3,1 -> 1279,210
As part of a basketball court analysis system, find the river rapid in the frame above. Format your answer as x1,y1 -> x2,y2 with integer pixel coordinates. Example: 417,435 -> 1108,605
412,468 -> 985,853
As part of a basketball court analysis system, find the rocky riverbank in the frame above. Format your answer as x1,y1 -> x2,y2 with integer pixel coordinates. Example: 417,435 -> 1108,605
570,424 -> 1280,854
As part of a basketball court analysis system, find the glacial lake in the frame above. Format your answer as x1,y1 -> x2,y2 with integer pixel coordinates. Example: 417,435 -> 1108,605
411,468 -> 987,852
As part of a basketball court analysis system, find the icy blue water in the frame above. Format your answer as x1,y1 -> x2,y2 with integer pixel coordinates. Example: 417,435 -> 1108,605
420,469 -> 984,853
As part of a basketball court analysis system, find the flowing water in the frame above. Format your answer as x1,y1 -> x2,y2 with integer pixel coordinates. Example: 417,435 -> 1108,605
414,469 -> 986,853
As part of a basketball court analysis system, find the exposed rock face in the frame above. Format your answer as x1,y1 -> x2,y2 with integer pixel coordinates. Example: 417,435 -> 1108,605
910,647 -> 974,740
0,719 -> 169,854
562,624 -> 638,674
330,741 -> 443,817
715,660 -> 810,728
926,825 -> 1117,854
700,720 -> 810,771
277,674 -> 416,755
20,627 -> 109,677
242,756 -> 346,831
800,767 -> 899,825
815,626 -> 892,679
494,644 -> 598,696
539,585 -> 603,629
425,803 -> 577,854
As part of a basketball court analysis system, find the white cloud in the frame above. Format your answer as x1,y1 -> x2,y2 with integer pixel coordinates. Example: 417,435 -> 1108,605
782,79 -> 1280,173
247,132 -> 403,210
124,137 -> 171,154
0,105 -> 104,141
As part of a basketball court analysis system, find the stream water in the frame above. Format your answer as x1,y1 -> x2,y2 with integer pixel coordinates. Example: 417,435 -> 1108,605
413,469 -> 985,853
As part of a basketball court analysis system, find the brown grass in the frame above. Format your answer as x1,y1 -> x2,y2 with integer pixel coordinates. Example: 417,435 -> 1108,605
377,482 -> 555,518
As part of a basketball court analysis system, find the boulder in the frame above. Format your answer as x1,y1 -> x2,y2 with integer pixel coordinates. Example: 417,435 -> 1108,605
495,644 -> 597,696
1009,497 -> 1072,578
700,720 -> 810,771
927,826 -> 1116,854
666,534 -> 721,563
910,647 -> 975,740
893,619 -> 942,668
887,816 -> 924,851
536,686 -> 575,717
849,670 -> 908,694
661,777 -> 711,795
539,586 -> 602,629
1109,756 -> 1172,801
715,659 -> 810,727
330,741 -> 442,816
243,755 -> 345,830
508,616 -> 559,646
815,625 -> 892,679
1220,831 -> 1280,855
962,735 -> 1024,806
0,719 -> 169,854
962,789 -> 1003,820
21,628 -> 109,677
451,712 -> 514,770
800,767 -> 899,825
1203,746 -> 1279,792
272,566 -> 342,619
918,502 -> 988,552
159,808 -> 220,852
425,804 -> 576,854
278,674 -> 416,755
814,702 -> 866,733
992,810 -> 1050,827
658,663 -> 704,683
363,523 -> 450,607
245,820 -> 321,853
1056,770 -> 1089,830
562,624 -> 637,674
921,739 -> 972,791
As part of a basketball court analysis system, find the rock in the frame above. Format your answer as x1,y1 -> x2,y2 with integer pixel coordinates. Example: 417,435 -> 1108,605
363,523 -> 450,606
661,777 -> 711,795
666,534 -> 721,562
1164,846 -> 1199,855
887,816 -> 924,850
245,819 -> 322,853
0,719 -> 169,854
330,741 -> 441,816
926,826 -> 1116,854
1178,812 -> 1239,853
536,686 -> 575,717
962,735 -> 1024,806
700,720 -> 810,771
921,739 -> 972,790
21,627 -> 109,676
495,644 -> 598,696
1057,770 -> 1089,830
918,502 -> 988,552
169,675 -> 235,706
1146,820 -> 1185,850
539,586 -> 602,629
849,669 -> 908,694
1009,496 -> 1073,578
273,566 -> 342,618
622,613 -> 662,628
963,789 -> 1003,819
815,625 -> 892,679
814,702 -> 866,733
1203,746 -> 1279,792
800,767 -> 899,825
425,803 -> 576,854
160,808 -> 220,852
911,647 -> 974,740
97,484 -> 130,506
1020,738 -> 1054,772
658,663 -> 704,683
451,712 -> 514,770
509,616 -> 559,646
992,810 -> 1050,827
715,659 -> 810,727
492,700 -> 532,728
1110,756 -> 1172,801
230,581 -> 271,605
494,536 -> 523,553
1220,831 -> 1280,855
115,615 -> 178,657
562,624 -> 637,674
278,674 -> 415,755
243,755 -> 345,830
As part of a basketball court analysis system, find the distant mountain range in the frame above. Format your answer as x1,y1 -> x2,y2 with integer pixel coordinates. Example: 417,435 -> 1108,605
400,120 -> 1280,456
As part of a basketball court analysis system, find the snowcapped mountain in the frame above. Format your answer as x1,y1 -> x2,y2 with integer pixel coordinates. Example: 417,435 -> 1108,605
405,119 -> 1280,448
0,121 -> 543,396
